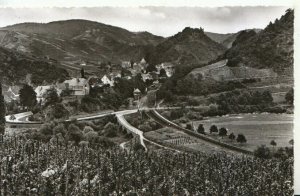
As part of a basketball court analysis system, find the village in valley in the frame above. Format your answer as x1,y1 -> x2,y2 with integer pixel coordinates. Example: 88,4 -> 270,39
4,58 -> 174,115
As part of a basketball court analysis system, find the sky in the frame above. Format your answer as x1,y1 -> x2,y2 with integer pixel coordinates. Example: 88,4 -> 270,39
0,6 -> 290,37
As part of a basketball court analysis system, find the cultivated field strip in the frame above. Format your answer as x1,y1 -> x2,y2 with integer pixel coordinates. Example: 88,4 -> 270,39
146,110 -> 253,155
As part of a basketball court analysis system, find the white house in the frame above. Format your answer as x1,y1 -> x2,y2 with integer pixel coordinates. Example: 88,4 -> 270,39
3,86 -> 21,102
121,61 -> 131,69
156,62 -> 175,77
139,58 -> 148,70
140,58 -> 147,66
141,73 -> 153,82
133,88 -> 142,100
101,75 -> 114,86
63,78 -> 90,96
80,62 -> 87,66
162,63 -> 175,77
110,70 -> 122,79
7,86 -> 20,101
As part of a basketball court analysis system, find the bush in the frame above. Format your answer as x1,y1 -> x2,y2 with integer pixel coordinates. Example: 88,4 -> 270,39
161,111 -> 171,119
273,147 -> 288,159
148,120 -> 161,130
177,117 -> 189,124
53,124 -> 67,136
84,131 -> 98,143
40,123 -> 54,136
96,136 -> 115,148
254,145 -> 272,159
265,106 -> 286,113
138,124 -> 152,132
125,132 -> 134,139
69,100 -> 79,109
197,124 -> 205,134
67,124 -> 84,145
228,133 -> 236,140
133,142 -> 145,152
103,122 -> 118,138
170,110 -> 184,120
52,103 -> 69,119
204,104 -> 219,116
270,140 -> 277,147
186,111 -> 203,120
80,95 -> 101,112
83,126 -> 94,133
156,89 -> 174,102
28,115 -> 35,121
187,98 -> 199,106
0,125 -> 5,135
186,123 -> 193,130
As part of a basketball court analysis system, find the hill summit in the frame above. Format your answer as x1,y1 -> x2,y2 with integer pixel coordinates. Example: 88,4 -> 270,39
147,27 -> 226,65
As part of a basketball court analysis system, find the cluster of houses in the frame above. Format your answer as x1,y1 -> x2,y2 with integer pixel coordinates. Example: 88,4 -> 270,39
4,58 -> 175,105
121,58 -> 175,82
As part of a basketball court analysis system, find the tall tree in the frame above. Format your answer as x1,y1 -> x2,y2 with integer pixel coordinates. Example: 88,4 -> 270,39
197,124 -> 205,134
228,133 -> 236,141
159,68 -> 167,77
219,127 -> 228,138
146,64 -> 157,73
81,68 -> 85,78
19,84 -> 37,109
270,140 -> 277,149
0,82 -> 5,134
210,125 -> 218,134
134,74 -> 146,93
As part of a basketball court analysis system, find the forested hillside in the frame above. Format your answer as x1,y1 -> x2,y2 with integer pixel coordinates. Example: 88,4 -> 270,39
225,9 -> 293,74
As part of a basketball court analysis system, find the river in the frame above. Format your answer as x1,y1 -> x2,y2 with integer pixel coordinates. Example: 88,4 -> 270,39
194,113 -> 293,150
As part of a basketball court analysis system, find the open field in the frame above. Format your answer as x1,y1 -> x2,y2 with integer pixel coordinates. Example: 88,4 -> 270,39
193,113 -> 293,150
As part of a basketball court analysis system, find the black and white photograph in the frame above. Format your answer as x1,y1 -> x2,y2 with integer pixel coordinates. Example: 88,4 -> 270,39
0,0 -> 297,195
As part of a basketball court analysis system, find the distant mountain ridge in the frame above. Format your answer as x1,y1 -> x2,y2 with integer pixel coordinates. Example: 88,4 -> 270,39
205,29 -> 262,49
0,20 -> 164,65
0,20 -> 228,68
2,20 -> 164,45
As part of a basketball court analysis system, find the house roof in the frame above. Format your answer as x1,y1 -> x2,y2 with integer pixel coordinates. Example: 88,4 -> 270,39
162,62 -> 175,68
8,86 -> 20,96
101,75 -> 112,81
133,88 -> 141,93
140,58 -> 146,64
